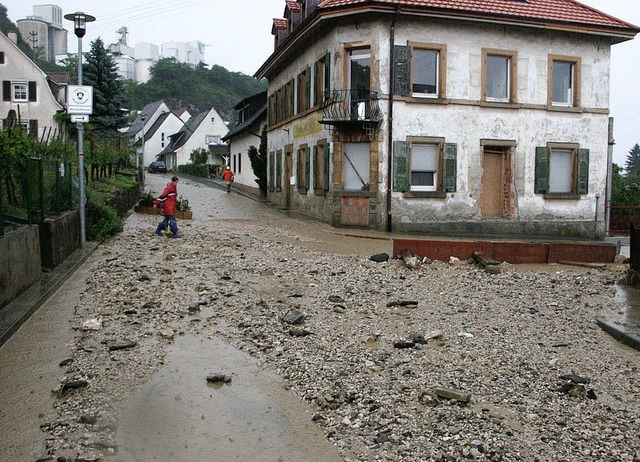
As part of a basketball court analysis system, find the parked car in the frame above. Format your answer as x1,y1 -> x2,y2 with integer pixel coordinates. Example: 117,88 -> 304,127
148,161 -> 167,173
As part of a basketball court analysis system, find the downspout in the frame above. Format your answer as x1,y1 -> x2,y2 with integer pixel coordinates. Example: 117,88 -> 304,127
386,10 -> 398,232
605,117 -> 614,237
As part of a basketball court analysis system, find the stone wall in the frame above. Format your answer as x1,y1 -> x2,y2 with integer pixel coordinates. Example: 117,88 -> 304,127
0,225 -> 41,308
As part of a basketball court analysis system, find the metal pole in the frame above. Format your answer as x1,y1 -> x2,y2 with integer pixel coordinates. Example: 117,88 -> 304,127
77,35 -> 86,246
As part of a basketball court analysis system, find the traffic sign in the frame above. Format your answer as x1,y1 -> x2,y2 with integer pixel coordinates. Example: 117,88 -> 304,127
68,85 -> 93,114
71,114 -> 89,123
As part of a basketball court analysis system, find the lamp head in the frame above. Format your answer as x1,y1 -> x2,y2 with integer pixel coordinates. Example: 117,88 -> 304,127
64,12 -> 96,38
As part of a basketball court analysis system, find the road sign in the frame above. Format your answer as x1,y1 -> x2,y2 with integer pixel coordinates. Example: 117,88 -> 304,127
71,114 -> 89,123
68,85 -> 93,114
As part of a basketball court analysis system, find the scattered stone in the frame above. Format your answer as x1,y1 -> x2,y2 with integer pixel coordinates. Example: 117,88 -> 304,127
386,300 -> 419,308
485,264 -> 502,275
393,340 -> 416,349
434,388 -> 471,403
449,256 -> 461,265
60,380 -> 88,395
82,319 -> 102,331
328,295 -> 345,303
159,329 -> 175,340
79,414 -> 98,425
369,253 -> 389,262
289,328 -> 313,337
108,341 -> 137,351
142,301 -> 161,309
282,309 -> 305,325
560,374 -> 591,384
206,374 -> 232,384
59,358 -> 73,367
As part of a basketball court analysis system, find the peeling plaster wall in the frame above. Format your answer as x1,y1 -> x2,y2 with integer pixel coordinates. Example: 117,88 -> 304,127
266,14 -> 614,238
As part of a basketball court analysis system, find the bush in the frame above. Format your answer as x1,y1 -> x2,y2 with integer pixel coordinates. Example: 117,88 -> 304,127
138,192 -> 155,207
88,202 -> 123,242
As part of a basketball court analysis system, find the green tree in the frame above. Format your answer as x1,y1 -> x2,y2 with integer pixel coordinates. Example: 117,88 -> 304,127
624,143 -> 640,175
247,124 -> 267,196
189,147 -> 209,165
83,38 -> 127,136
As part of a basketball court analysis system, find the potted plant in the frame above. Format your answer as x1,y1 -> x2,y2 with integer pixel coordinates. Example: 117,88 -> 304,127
133,193 -> 192,219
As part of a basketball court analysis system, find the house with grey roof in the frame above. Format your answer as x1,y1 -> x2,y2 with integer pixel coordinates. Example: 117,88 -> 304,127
158,106 -> 229,170
256,0 -> 639,238
222,91 -> 267,196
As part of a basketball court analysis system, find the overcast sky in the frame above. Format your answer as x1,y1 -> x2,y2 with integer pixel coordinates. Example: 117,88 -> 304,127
3,0 -> 639,166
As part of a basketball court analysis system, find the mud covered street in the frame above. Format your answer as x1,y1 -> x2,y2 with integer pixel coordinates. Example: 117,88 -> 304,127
1,173 -> 639,462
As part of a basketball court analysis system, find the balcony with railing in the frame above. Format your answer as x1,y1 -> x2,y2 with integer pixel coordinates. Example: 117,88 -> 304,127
321,89 -> 383,126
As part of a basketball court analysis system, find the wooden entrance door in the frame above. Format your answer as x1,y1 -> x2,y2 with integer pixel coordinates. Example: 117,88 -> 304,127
481,147 -> 507,218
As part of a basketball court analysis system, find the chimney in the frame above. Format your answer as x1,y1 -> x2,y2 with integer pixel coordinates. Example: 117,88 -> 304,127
7,31 -> 18,44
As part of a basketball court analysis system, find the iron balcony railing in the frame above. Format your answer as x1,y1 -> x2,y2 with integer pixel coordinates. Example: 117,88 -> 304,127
321,89 -> 382,124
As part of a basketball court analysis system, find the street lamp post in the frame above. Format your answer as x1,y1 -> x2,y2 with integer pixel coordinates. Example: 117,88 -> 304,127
64,12 -> 95,246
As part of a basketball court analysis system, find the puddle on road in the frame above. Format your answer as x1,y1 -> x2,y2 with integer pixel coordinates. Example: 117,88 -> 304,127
610,283 -> 640,328
113,336 -> 342,462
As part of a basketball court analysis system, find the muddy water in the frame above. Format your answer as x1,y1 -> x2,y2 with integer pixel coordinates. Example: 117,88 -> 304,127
113,334 -> 342,462
611,283 -> 640,329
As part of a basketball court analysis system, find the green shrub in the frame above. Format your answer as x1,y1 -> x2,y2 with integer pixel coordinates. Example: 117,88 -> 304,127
88,202 -> 123,242
138,192 -> 155,207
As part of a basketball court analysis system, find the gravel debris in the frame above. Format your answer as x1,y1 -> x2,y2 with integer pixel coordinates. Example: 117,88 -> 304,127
37,182 -> 640,462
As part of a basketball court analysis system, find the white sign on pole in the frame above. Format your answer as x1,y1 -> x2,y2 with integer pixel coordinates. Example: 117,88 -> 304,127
68,85 -> 93,114
71,114 -> 89,123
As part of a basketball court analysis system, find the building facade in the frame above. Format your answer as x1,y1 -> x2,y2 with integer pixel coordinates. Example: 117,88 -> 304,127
1,31 -> 66,140
256,0 -> 639,239
16,4 -> 67,62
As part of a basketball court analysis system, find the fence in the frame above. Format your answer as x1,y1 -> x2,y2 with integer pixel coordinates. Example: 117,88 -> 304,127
631,224 -> 640,272
608,205 -> 640,236
1,157 -> 75,237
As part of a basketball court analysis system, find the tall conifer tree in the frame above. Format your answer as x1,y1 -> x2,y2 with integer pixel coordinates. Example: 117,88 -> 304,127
83,38 -> 127,135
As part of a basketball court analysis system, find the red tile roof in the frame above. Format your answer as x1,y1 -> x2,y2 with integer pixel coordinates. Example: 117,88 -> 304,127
287,0 -> 302,11
316,0 -> 638,31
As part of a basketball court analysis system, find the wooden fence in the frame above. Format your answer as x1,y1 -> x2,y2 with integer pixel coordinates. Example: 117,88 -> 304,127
608,205 -> 640,236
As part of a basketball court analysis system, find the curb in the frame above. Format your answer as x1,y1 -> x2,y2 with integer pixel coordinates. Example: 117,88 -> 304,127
595,317 -> 640,352
0,243 -> 98,347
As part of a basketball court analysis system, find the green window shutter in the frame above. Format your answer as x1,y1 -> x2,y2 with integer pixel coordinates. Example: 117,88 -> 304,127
393,45 -> 410,97
314,61 -> 319,106
312,145 -> 318,188
535,147 -> 550,194
276,151 -> 282,189
443,143 -> 457,192
324,53 -> 331,101
3,81 -> 11,101
289,78 -> 295,116
28,81 -> 37,102
296,74 -> 301,113
269,152 -> 275,190
305,66 -> 311,110
305,146 -> 311,190
280,85 -> 286,121
393,141 -> 410,192
323,142 -> 330,191
578,148 -> 589,195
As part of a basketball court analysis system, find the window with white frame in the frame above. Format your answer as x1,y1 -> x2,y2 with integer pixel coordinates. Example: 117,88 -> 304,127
549,56 -> 580,107
483,49 -> 517,103
412,48 -> 439,97
410,143 -> 439,191
13,82 -> 28,101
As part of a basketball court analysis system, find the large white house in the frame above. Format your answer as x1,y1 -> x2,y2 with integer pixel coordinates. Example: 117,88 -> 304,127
256,0 -> 639,238
1,31 -> 66,140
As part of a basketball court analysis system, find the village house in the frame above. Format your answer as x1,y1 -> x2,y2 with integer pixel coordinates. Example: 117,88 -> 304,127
158,106 -> 229,170
255,0 -> 639,238
1,31 -> 67,140
126,101 -> 192,168
222,91 -> 267,196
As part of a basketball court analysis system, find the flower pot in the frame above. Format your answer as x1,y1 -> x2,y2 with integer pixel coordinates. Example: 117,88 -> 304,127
134,205 -> 192,220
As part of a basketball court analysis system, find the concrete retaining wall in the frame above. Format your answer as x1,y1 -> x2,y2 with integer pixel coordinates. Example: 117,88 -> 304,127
0,225 -> 42,308
39,210 -> 80,270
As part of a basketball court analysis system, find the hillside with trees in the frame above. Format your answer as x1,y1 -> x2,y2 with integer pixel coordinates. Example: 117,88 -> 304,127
123,58 -> 266,124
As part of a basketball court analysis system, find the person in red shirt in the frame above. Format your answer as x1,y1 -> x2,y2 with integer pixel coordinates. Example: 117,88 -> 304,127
221,165 -> 234,193
153,176 -> 182,238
